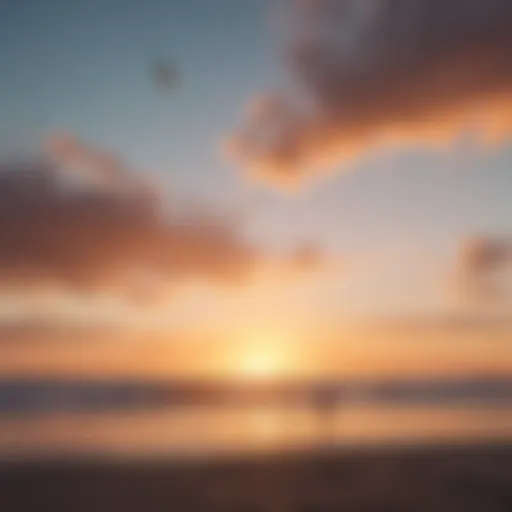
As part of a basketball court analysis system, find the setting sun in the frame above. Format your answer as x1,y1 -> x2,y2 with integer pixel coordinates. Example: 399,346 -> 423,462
228,332 -> 297,381
240,348 -> 283,380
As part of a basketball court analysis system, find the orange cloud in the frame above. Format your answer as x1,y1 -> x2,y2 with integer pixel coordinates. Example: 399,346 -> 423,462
0,140 -> 254,301
228,0 -> 512,184
0,136 -> 328,303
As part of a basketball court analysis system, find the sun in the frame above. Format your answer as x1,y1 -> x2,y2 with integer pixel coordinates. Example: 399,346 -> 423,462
232,332 -> 294,381
241,348 -> 282,380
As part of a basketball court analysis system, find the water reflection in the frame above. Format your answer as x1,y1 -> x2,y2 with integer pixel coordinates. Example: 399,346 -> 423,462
0,404 -> 510,459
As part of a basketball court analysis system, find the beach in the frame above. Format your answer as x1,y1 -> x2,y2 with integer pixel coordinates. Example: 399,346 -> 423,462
0,441 -> 510,511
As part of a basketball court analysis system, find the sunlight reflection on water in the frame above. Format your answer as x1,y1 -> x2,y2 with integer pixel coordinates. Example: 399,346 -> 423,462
0,404 -> 510,459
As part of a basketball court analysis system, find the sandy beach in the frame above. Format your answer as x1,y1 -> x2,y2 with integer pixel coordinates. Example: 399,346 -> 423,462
0,441 -> 510,511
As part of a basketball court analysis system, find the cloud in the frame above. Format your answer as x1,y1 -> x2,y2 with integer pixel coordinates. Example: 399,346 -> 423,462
367,311 -> 512,337
0,135 -> 328,303
0,138 -> 256,302
284,242 -> 326,271
46,133 -> 160,203
456,235 -> 512,303
228,0 -> 512,183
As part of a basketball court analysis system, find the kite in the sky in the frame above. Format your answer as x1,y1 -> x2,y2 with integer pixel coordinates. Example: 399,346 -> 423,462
152,59 -> 180,92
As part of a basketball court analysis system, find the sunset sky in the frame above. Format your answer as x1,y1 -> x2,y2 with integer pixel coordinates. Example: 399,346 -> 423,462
1,0 -> 512,379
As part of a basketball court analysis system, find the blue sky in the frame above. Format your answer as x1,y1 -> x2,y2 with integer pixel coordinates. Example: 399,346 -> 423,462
2,0 -> 512,321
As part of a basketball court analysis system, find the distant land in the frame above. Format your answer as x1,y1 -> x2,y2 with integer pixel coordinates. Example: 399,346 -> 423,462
0,376 -> 511,415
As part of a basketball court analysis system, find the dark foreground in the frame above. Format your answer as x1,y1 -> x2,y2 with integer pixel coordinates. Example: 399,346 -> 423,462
0,442 -> 511,512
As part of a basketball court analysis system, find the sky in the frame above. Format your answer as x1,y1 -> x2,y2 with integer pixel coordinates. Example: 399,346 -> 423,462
1,0 -> 512,379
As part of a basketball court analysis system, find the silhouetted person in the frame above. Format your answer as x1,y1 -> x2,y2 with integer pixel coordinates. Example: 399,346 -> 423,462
312,386 -> 339,448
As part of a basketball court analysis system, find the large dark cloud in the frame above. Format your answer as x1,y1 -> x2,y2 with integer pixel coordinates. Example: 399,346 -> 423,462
228,0 -> 512,183
0,137 -> 261,301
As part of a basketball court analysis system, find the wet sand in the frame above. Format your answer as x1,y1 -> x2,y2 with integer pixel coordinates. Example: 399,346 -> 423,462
0,441 -> 510,511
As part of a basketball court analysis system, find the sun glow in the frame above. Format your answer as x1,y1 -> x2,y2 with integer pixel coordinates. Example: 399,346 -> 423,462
232,331 -> 296,381
241,348 -> 282,380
